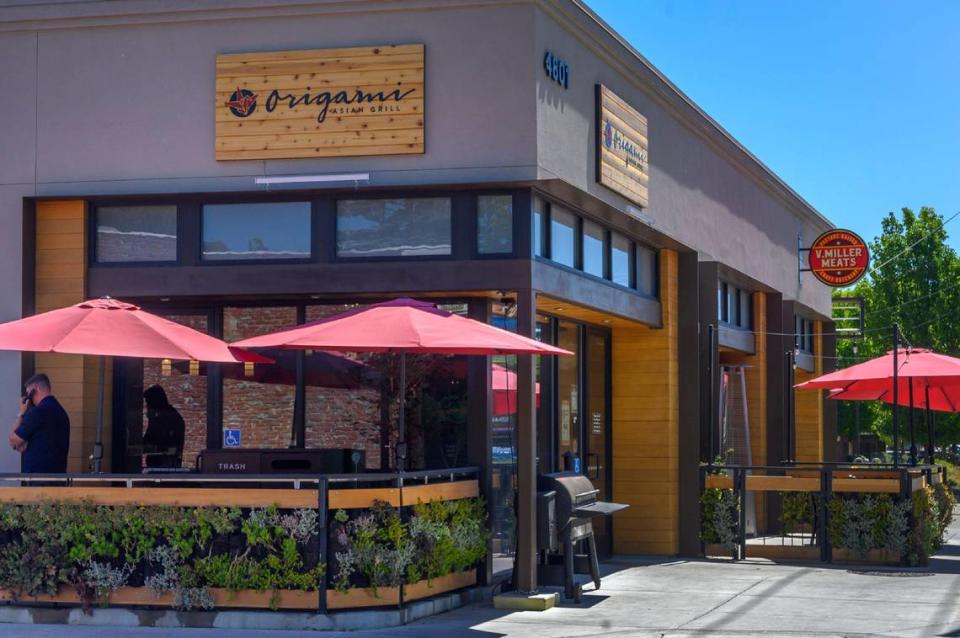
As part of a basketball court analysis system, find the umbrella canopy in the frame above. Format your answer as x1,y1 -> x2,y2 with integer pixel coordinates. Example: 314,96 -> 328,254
234,297 -> 569,470
796,348 -> 960,408
796,347 -> 960,465
492,363 -> 540,416
233,297 -> 572,356
0,298 -> 270,363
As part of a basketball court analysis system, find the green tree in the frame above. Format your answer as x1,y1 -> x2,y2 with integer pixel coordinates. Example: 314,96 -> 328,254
836,207 -> 960,448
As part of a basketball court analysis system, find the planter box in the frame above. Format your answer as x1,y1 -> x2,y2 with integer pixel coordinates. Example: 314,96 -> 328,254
403,570 -> 476,602
0,587 -> 318,610
327,586 -> 401,609
326,570 -> 477,610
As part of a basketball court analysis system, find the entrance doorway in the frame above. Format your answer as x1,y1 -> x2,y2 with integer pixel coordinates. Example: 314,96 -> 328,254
536,313 -> 613,558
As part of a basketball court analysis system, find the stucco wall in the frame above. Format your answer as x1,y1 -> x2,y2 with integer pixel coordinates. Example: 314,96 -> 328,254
533,4 -> 833,316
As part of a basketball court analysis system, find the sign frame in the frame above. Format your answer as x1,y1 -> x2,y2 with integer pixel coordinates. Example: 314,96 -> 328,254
801,229 -> 870,287
215,43 -> 425,161
595,84 -> 649,208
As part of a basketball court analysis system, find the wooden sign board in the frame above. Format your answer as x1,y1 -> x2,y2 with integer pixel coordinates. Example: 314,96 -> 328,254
595,84 -> 649,208
215,44 -> 424,160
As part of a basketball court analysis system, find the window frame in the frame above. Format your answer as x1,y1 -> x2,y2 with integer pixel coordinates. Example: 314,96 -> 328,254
334,195 -> 456,262
199,200 -> 315,265
718,280 -> 753,330
475,192 -> 517,258
90,203 -> 181,267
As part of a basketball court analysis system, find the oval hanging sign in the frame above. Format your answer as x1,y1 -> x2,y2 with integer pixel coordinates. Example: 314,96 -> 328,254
808,229 -> 870,287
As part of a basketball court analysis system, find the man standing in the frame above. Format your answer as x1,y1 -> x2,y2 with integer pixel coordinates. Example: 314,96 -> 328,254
9,373 -> 70,473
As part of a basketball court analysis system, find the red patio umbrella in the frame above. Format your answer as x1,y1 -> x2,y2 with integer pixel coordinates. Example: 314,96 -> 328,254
797,347 -> 960,464
492,363 -> 540,417
0,297 -> 270,472
234,297 -> 570,469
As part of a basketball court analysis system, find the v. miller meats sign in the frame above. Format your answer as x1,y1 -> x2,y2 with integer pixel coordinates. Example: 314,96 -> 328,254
807,229 -> 870,287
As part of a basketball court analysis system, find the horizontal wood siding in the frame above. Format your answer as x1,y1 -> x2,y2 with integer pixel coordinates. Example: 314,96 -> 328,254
612,249 -> 678,555
794,322 -> 824,462
34,200 -> 102,473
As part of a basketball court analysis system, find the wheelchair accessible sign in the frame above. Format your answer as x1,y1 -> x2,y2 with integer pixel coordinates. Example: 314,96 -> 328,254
223,429 -> 242,448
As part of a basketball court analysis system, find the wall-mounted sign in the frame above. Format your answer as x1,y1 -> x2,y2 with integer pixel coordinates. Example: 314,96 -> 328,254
223,428 -> 242,448
543,51 -> 569,89
595,84 -> 649,208
805,229 -> 870,287
215,44 -> 424,160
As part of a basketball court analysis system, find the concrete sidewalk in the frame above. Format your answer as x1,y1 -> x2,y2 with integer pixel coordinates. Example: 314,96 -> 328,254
5,519 -> 960,638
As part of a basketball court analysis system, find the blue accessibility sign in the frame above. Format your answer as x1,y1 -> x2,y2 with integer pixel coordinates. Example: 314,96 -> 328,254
223,429 -> 242,448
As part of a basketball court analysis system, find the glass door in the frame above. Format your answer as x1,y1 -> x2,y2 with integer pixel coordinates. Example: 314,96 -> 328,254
556,320 -> 581,471
584,328 -> 611,557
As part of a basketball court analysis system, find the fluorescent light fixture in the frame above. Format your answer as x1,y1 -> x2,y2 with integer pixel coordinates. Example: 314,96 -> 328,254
255,173 -> 370,185
625,205 -> 655,226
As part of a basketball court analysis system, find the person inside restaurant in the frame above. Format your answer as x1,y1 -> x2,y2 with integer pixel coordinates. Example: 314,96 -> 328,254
142,384 -> 185,469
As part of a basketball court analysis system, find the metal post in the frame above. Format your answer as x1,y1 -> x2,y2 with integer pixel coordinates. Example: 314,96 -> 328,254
736,468 -> 747,561
925,386 -> 935,464
819,469 -> 832,563
908,380 -> 917,466
396,352 -> 407,471
892,326 -> 899,468
707,324 -> 716,462
92,354 -> 107,474
698,465 -> 706,557
317,477 -> 328,613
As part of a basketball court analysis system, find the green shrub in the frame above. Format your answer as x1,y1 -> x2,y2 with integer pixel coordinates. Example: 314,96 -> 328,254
0,502 -> 324,612
700,488 -> 738,551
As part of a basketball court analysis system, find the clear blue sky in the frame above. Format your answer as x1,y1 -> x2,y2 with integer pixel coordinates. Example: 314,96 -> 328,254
587,0 -> 960,249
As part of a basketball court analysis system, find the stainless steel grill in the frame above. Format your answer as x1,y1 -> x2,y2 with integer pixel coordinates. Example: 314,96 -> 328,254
536,471 -> 628,601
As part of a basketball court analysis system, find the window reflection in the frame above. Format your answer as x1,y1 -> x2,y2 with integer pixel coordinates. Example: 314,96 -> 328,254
478,195 -> 513,254
202,202 -> 311,261
583,220 -> 605,278
337,198 -> 451,258
550,206 -> 576,268
97,205 -> 177,263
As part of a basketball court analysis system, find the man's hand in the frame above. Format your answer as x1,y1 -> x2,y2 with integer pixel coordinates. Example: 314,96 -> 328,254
8,431 -> 25,453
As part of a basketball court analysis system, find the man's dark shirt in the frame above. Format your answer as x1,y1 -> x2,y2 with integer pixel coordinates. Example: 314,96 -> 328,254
15,395 -> 70,473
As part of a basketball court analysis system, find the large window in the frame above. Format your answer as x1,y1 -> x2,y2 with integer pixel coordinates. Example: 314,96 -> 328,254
549,206 -> 577,268
202,202 -> 311,261
532,199 -> 659,297
719,281 -> 753,329
582,220 -> 606,278
96,205 -> 177,263
796,316 -> 815,353
533,197 -> 546,258
611,233 -> 632,287
636,244 -> 658,298
477,195 -> 513,255
337,198 -> 451,258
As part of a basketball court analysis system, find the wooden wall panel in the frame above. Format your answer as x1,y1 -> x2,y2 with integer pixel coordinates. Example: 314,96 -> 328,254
215,44 -> 425,160
34,200 -> 104,473
794,321 -> 824,462
611,249 -> 678,554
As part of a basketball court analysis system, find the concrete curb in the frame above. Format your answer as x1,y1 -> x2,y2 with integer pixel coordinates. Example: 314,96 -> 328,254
0,586 -> 491,631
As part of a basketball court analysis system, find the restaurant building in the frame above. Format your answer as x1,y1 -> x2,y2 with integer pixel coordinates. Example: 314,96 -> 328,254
0,0 -> 836,589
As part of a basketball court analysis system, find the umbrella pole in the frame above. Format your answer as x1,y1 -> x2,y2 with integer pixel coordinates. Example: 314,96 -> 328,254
925,386 -> 935,464
92,355 -> 106,473
908,381 -> 917,466
397,352 -> 407,472
892,326 -> 899,468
